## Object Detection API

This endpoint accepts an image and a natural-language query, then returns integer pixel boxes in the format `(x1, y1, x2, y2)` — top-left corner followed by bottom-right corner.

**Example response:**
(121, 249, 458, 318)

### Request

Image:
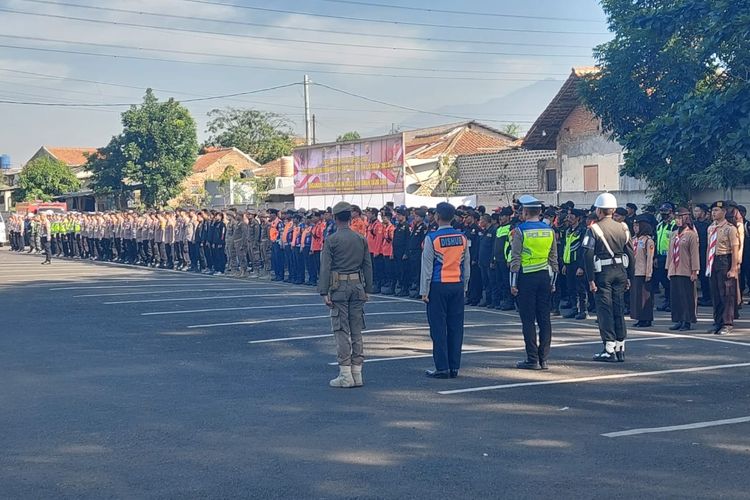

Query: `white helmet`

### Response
(594, 192, 618, 209)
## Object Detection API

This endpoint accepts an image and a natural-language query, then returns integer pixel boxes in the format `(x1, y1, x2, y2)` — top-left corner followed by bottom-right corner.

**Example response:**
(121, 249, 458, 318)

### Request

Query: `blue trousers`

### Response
(283, 246, 293, 281)
(272, 243, 284, 279)
(427, 282, 465, 371)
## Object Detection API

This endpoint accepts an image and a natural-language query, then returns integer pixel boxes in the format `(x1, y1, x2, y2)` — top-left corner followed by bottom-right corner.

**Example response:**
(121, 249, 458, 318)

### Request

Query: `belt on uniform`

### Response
(600, 257, 623, 267)
(338, 273, 361, 281)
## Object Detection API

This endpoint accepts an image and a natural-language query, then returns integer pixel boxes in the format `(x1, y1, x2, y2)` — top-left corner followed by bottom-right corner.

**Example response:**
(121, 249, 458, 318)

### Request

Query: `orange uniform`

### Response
(311, 221, 325, 252)
(351, 217, 368, 237)
(367, 220, 384, 256)
(381, 223, 395, 258)
(281, 221, 293, 246)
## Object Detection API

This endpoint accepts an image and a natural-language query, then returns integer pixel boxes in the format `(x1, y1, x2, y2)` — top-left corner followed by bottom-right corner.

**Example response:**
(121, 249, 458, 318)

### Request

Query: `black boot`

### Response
(669, 322, 682, 331)
(679, 322, 692, 331)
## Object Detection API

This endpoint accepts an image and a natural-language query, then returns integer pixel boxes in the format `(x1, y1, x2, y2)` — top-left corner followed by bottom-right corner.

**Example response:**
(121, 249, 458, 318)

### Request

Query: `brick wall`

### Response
(456, 149, 557, 197)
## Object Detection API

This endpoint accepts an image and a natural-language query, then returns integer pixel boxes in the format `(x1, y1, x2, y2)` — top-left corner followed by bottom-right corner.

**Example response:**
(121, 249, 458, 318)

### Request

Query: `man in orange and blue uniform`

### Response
(510, 195, 559, 370)
(420, 202, 471, 379)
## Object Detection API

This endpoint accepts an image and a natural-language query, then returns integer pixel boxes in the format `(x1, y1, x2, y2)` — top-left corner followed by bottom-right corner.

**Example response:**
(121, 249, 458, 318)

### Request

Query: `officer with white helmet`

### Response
(584, 192, 635, 362)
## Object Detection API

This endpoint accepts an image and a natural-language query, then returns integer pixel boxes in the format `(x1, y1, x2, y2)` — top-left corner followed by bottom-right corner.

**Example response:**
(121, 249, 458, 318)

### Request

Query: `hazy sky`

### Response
(0, 0, 611, 167)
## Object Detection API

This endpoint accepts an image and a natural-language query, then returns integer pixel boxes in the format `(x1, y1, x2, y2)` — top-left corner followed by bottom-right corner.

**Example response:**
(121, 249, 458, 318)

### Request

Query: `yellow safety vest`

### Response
(520, 223, 554, 273)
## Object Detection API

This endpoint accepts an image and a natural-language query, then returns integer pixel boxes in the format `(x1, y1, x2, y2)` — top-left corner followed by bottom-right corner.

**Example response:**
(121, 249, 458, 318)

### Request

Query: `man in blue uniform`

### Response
(420, 202, 470, 379)
(510, 195, 559, 370)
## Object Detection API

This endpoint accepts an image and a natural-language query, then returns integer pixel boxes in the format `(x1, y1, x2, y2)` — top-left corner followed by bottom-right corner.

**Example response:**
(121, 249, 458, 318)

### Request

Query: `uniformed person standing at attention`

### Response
(510, 195, 559, 370)
(584, 192, 635, 362)
(420, 202, 470, 379)
(706, 201, 740, 335)
(319, 201, 373, 389)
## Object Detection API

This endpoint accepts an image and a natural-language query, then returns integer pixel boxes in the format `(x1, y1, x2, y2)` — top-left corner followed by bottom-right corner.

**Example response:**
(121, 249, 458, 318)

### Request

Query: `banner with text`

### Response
(294, 135, 404, 196)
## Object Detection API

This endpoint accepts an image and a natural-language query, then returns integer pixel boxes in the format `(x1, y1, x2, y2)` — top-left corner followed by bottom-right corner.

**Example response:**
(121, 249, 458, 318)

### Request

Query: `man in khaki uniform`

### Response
(706, 201, 740, 335)
(319, 201, 373, 388)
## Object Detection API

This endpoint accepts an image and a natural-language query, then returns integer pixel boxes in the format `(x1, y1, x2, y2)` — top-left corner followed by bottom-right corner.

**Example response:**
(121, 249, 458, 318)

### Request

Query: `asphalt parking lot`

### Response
(1, 250, 749, 498)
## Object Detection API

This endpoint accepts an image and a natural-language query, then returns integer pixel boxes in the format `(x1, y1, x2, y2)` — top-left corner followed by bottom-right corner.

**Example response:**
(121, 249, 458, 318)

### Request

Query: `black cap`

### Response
(615, 207, 628, 216)
(626, 203, 638, 211)
(395, 207, 407, 216)
(571, 209, 585, 218)
(500, 207, 513, 216)
(435, 202, 456, 221)
(414, 208, 426, 218)
(725, 200, 739, 209)
(268, 208, 279, 215)
(710, 200, 725, 210)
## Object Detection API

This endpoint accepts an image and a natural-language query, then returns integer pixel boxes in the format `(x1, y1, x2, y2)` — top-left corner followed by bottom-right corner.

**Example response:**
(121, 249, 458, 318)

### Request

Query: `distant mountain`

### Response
(365, 78, 563, 138)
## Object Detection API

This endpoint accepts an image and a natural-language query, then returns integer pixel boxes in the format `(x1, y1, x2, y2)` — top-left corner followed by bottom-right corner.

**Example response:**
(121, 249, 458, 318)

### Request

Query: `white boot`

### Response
(329, 365, 355, 388)
(351, 365, 364, 387)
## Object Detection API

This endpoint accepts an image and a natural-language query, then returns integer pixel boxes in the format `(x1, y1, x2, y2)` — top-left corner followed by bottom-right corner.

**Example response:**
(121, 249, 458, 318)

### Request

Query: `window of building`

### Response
(545, 169, 557, 191)
(584, 164, 599, 192)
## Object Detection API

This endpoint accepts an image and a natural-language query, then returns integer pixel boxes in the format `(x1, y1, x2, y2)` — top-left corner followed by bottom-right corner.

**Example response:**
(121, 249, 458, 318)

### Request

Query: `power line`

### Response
(181, 0, 610, 35)
(17, 0, 601, 50)
(0, 34, 576, 78)
(0, 82, 301, 107)
(318, 0, 603, 22)
(0, 7, 595, 59)
(0, 43, 569, 82)
(312, 82, 522, 124)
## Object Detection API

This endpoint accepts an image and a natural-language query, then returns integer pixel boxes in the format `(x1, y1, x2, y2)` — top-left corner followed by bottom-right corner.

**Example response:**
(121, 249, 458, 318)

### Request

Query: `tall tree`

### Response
(500, 123, 521, 138)
(336, 131, 361, 142)
(580, 0, 750, 203)
(204, 108, 295, 165)
(15, 156, 80, 202)
(89, 89, 198, 207)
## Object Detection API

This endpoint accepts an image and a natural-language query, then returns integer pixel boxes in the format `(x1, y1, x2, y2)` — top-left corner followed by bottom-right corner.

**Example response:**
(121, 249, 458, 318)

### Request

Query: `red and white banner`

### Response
(294, 135, 404, 196)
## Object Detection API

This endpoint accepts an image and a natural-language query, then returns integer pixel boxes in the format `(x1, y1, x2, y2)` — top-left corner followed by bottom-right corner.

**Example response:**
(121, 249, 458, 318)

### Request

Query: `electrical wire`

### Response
(0, 43, 570, 82)
(17, 0, 602, 49)
(181, 0, 610, 35)
(0, 82, 301, 107)
(313, 82, 523, 123)
(0, 34, 578, 77)
(0, 7, 596, 58)
(317, 0, 603, 22)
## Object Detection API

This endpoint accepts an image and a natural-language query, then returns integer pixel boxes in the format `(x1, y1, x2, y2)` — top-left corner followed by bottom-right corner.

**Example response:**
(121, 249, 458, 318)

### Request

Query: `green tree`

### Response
(15, 156, 80, 202)
(336, 131, 361, 142)
(204, 108, 295, 165)
(89, 89, 198, 207)
(246, 174, 276, 207)
(579, 0, 750, 204)
(500, 123, 521, 138)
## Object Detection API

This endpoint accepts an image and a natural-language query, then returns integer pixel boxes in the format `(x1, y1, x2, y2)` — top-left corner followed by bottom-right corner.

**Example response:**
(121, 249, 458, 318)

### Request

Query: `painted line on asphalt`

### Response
(76, 287, 278, 298)
(105, 292, 317, 304)
(438, 361, 750, 395)
(332, 335, 659, 366)
(251, 323, 502, 345)
(629, 329, 750, 348)
(602, 416, 750, 438)
(52, 281, 240, 290)
(143, 298, 403, 316)
(188, 310, 420, 329)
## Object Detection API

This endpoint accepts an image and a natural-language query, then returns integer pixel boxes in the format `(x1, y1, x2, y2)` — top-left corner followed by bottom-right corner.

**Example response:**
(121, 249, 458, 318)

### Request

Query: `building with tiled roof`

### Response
(28, 146, 99, 181)
(174, 147, 261, 206)
(403, 121, 517, 196)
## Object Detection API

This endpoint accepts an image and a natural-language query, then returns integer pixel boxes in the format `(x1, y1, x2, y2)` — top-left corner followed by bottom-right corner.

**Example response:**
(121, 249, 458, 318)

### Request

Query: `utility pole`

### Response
(304, 74, 312, 146)
(312, 114, 317, 145)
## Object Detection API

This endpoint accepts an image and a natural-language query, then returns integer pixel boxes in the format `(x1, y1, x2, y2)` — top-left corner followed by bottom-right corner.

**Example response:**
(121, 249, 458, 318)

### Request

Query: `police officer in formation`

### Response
(509, 195, 558, 370)
(584, 193, 634, 362)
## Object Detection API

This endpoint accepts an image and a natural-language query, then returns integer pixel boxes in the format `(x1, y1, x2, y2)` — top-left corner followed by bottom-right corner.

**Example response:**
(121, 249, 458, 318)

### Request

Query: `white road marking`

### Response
(188, 310, 420, 329)
(439, 361, 750, 395)
(250, 334, 334, 344)
(76, 287, 278, 298)
(337, 336, 658, 366)
(104, 292, 317, 304)
(252, 323, 502, 346)
(52, 281, 234, 290)
(142, 298, 400, 316)
(629, 329, 750, 348)
(602, 416, 750, 438)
